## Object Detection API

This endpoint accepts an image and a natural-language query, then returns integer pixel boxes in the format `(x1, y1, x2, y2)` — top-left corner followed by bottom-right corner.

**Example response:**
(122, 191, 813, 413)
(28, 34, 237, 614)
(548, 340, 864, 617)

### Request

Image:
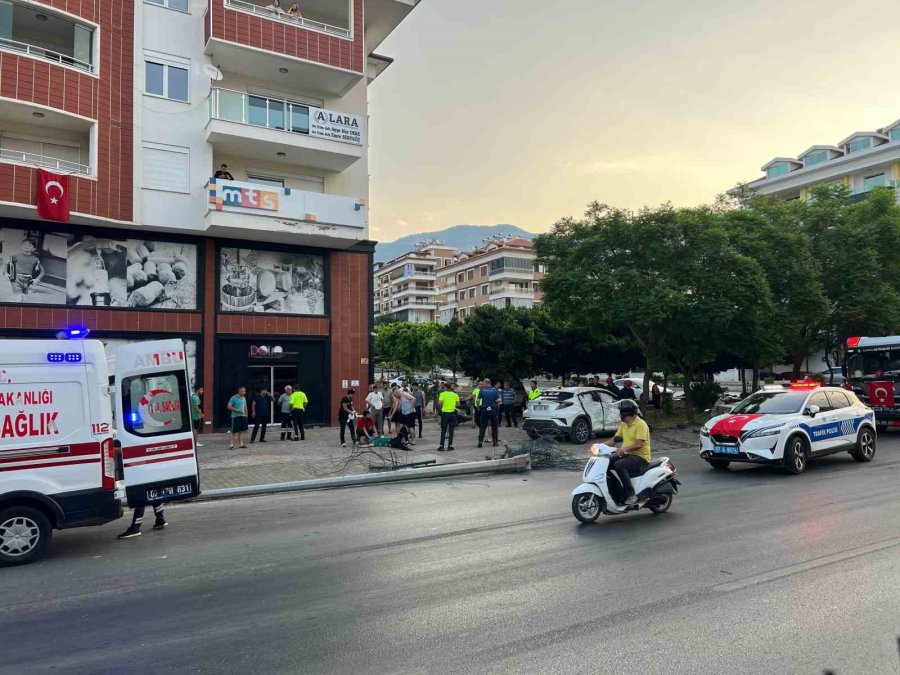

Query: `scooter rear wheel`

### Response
(572, 494, 602, 523)
(648, 493, 673, 514)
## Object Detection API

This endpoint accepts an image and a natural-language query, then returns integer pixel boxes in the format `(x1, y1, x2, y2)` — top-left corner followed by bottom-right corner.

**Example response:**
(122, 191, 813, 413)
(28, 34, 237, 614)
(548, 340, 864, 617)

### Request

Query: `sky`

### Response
(367, 0, 899, 242)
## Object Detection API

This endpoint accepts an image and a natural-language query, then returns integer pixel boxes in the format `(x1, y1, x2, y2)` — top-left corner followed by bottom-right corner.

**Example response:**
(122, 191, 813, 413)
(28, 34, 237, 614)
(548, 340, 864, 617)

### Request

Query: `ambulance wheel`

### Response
(569, 418, 591, 444)
(707, 460, 730, 470)
(0, 506, 52, 567)
(852, 427, 876, 462)
(783, 436, 808, 475)
(572, 494, 602, 523)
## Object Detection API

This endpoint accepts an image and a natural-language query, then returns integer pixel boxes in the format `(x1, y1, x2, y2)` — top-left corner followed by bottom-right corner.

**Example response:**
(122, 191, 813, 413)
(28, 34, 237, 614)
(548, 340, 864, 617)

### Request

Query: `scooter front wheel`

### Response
(572, 493, 602, 523)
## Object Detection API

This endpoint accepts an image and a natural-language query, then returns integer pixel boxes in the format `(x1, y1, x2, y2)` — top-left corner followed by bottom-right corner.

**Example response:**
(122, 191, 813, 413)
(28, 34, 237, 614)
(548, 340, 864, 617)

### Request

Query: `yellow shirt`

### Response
(472, 387, 481, 407)
(616, 417, 651, 463)
(289, 391, 308, 410)
(439, 390, 460, 413)
(527, 388, 542, 400)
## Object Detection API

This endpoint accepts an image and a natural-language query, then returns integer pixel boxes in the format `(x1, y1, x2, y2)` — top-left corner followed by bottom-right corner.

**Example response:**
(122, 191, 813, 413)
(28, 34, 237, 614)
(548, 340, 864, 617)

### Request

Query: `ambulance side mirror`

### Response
(804, 405, 820, 418)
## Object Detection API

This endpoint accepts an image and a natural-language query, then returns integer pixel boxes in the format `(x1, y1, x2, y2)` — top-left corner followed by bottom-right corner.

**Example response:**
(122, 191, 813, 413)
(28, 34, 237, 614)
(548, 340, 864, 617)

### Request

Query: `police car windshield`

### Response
(731, 391, 808, 415)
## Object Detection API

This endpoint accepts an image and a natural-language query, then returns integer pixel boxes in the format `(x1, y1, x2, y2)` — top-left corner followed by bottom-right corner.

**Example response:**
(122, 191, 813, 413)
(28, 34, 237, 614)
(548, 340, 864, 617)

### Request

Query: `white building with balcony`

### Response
(741, 118, 900, 203)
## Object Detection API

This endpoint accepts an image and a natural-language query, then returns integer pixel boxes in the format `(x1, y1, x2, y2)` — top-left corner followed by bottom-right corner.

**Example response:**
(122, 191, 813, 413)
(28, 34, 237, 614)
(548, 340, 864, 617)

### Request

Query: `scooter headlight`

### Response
(590, 444, 600, 456)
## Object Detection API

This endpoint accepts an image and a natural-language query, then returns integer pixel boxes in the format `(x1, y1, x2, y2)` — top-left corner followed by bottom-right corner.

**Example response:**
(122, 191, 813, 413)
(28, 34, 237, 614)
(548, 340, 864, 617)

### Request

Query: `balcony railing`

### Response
(223, 0, 351, 38)
(489, 285, 534, 297)
(0, 37, 93, 73)
(0, 147, 91, 176)
(209, 88, 311, 134)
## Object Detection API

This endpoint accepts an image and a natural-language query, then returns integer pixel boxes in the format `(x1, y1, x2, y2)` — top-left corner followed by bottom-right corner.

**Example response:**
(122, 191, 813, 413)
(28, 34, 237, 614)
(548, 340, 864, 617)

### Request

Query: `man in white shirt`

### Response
(365, 384, 385, 436)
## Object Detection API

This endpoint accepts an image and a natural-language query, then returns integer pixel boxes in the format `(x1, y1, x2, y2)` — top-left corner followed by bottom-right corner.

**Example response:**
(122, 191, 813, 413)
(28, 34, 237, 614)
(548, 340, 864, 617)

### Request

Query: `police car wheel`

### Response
(852, 427, 876, 463)
(784, 436, 808, 475)
(0, 506, 52, 567)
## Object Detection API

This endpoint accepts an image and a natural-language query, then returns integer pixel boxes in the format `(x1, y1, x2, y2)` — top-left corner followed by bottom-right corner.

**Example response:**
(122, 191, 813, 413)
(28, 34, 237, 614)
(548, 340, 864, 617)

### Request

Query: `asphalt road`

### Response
(5, 433, 900, 674)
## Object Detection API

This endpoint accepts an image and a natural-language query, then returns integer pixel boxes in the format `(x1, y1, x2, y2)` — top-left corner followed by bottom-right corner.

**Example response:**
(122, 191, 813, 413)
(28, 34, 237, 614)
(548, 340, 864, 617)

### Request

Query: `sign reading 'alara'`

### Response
(309, 108, 363, 145)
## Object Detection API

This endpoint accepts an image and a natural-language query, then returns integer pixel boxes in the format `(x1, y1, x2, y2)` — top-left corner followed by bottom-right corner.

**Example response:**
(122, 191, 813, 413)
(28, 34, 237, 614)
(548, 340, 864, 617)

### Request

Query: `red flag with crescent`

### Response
(36, 169, 70, 222)
(868, 381, 895, 408)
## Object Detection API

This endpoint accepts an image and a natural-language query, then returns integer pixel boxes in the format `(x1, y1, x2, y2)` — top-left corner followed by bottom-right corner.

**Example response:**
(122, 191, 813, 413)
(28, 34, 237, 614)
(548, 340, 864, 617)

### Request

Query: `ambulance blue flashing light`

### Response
(64, 326, 90, 339)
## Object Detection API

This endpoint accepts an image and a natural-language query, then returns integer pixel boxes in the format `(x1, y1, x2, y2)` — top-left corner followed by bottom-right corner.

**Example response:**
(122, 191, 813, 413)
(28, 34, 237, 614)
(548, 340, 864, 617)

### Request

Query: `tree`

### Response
(535, 202, 774, 413)
(374, 322, 441, 376)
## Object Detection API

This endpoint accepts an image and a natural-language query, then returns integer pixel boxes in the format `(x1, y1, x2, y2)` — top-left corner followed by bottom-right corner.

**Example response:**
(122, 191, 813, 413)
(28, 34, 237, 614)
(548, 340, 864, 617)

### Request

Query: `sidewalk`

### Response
(196, 417, 700, 490)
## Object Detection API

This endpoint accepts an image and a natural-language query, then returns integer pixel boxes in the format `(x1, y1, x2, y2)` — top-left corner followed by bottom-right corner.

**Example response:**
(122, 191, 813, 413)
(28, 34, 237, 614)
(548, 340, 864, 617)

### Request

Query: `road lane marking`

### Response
(713, 535, 900, 593)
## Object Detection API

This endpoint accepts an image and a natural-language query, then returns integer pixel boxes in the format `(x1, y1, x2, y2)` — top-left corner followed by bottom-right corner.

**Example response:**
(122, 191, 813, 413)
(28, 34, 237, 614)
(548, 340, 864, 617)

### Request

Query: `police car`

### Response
(523, 387, 633, 444)
(699, 383, 877, 474)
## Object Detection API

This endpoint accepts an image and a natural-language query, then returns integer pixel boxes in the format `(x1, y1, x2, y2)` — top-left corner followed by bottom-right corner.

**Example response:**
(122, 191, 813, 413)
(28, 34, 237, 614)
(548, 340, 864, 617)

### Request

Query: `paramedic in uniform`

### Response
(118, 503, 167, 539)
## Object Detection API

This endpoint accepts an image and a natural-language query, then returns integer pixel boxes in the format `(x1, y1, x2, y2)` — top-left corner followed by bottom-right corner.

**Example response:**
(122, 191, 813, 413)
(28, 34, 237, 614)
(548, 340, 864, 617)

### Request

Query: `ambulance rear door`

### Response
(115, 339, 200, 507)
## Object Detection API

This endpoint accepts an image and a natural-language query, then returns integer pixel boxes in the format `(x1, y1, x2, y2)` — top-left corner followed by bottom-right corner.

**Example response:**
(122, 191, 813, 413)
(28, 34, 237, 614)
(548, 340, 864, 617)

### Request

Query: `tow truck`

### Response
(844, 335, 900, 431)
(0, 329, 200, 566)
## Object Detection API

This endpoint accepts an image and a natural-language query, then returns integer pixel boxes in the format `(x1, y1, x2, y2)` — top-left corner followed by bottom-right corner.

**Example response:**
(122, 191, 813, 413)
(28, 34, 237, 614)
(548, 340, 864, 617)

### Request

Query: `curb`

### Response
(193, 454, 532, 501)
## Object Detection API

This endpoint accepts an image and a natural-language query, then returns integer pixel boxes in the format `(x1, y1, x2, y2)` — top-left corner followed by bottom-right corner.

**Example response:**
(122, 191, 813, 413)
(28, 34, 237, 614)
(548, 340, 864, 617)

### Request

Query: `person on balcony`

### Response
(214, 163, 234, 180)
(288, 3, 302, 18)
(266, 0, 284, 14)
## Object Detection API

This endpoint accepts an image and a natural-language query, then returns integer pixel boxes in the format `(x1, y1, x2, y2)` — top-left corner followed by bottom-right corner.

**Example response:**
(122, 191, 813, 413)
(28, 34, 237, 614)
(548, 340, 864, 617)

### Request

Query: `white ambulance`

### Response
(0, 335, 199, 566)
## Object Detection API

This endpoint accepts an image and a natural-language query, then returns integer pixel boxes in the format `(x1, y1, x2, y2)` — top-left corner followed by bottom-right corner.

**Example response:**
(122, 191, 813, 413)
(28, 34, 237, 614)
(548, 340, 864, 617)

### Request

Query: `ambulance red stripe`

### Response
(0, 441, 101, 464)
(0, 457, 100, 473)
(121, 438, 194, 460)
(123, 452, 195, 468)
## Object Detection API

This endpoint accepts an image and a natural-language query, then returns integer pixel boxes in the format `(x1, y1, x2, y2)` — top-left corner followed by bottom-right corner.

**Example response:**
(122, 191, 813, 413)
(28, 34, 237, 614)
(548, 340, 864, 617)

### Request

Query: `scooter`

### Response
(571, 443, 680, 523)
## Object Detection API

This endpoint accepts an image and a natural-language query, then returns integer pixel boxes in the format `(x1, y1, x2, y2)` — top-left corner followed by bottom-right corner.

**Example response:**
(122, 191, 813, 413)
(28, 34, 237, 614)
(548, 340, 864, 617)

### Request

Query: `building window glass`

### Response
(766, 163, 791, 179)
(864, 173, 885, 191)
(481, 284, 489, 296)
(804, 150, 828, 167)
(0, 1, 95, 72)
(458, 291, 465, 302)
(146, 0, 189, 11)
(457, 272, 464, 283)
(468, 288, 476, 299)
(479, 265, 488, 277)
(891, 128, 900, 142)
(489, 257, 535, 274)
(847, 138, 872, 154)
(466, 269, 474, 281)
(145, 61, 189, 102)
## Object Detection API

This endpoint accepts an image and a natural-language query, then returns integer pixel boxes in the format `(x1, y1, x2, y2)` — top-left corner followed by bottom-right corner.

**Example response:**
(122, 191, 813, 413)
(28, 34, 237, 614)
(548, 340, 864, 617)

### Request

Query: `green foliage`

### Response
(689, 381, 725, 411)
(374, 322, 441, 375)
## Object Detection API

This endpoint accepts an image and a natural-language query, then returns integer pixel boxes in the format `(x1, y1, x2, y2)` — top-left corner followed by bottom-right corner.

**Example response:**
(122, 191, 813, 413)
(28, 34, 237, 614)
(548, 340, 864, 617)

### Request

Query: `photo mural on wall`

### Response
(0, 227, 198, 310)
(219, 247, 325, 315)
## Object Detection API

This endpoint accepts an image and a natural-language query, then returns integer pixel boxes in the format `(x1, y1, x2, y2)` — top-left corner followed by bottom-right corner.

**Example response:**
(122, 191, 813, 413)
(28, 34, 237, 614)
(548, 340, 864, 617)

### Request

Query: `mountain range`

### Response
(374, 224, 535, 263)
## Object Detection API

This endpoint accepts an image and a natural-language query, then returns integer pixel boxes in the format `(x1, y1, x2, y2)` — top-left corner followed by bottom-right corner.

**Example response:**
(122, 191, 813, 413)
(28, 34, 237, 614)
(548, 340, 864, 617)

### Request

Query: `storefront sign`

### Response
(309, 108, 363, 146)
(208, 178, 366, 230)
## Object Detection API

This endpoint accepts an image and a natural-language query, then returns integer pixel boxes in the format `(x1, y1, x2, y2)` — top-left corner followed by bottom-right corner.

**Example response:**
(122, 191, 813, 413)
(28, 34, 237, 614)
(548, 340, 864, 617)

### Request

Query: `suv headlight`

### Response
(699, 426, 710, 437)
(746, 425, 784, 438)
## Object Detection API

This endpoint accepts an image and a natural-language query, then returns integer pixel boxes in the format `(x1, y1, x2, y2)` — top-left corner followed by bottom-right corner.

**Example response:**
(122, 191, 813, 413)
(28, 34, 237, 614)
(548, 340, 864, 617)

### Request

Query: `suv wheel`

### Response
(569, 418, 591, 444)
(784, 435, 808, 475)
(851, 427, 876, 462)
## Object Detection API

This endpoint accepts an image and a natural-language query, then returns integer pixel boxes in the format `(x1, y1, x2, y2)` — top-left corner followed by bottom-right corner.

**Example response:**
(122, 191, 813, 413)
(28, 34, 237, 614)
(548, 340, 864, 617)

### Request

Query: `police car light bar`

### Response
(790, 381, 820, 390)
(846, 336, 861, 348)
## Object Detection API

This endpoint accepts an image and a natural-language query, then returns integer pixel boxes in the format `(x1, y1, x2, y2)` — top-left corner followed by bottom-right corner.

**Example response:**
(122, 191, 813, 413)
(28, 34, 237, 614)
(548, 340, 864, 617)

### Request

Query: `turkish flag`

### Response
(868, 381, 895, 408)
(36, 169, 70, 222)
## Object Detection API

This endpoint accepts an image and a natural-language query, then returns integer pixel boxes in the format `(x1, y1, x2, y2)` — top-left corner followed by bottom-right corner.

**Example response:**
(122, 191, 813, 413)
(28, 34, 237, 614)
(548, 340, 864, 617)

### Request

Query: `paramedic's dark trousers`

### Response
(131, 503, 164, 528)
(280, 412, 292, 440)
(478, 409, 499, 445)
(291, 408, 305, 440)
(439, 412, 457, 447)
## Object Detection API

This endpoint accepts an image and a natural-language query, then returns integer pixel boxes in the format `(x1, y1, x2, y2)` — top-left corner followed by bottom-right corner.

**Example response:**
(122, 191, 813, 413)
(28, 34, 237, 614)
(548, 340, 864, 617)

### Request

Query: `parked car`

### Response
(817, 367, 845, 386)
(613, 379, 684, 401)
(523, 387, 639, 444)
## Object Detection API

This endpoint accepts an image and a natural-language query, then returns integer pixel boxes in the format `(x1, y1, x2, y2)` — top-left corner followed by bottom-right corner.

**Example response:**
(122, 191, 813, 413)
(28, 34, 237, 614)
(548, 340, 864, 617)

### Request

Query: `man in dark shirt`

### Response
(477, 379, 501, 448)
(619, 379, 638, 401)
(250, 387, 273, 443)
(214, 163, 234, 180)
(500, 381, 518, 428)
(603, 376, 621, 398)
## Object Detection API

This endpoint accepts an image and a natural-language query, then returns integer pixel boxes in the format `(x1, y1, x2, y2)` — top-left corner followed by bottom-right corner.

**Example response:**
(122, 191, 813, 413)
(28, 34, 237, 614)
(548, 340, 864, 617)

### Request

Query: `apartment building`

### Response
(0, 0, 419, 428)
(373, 242, 455, 323)
(743, 118, 900, 202)
(435, 238, 542, 323)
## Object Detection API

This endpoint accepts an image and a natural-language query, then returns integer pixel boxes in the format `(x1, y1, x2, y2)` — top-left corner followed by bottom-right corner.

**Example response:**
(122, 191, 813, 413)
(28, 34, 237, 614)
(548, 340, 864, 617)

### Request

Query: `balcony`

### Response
(0, 100, 94, 177)
(490, 285, 534, 300)
(207, 88, 363, 171)
(205, 0, 363, 96)
(206, 177, 366, 247)
(0, 2, 96, 74)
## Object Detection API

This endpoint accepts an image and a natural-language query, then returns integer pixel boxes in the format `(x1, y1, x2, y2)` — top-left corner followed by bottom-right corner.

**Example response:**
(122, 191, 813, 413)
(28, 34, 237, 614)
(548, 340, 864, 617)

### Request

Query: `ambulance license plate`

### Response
(147, 482, 193, 501)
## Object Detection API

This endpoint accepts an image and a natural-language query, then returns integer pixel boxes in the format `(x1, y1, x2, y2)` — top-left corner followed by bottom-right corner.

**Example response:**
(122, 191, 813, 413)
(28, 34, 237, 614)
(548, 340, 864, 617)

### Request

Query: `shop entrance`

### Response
(247, 365, 296, 421)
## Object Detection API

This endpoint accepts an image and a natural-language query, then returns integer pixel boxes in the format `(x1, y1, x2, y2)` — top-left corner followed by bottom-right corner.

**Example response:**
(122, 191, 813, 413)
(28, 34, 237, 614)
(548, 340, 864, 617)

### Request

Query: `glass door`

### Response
(248, 365, 297, 422)
(247, 365, 272, 421)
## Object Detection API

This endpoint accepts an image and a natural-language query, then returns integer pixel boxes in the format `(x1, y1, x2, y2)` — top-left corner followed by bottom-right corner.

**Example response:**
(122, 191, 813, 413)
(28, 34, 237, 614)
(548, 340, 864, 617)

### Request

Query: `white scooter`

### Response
(571, 443, 680, 523)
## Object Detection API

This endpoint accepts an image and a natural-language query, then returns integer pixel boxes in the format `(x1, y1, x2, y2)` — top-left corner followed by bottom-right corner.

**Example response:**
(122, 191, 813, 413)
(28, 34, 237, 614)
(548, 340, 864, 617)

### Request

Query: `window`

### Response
(489, 257, 535, 274)
(121, 370, 190, 438)
(457, 272, 464, 284)
(0, 1, 95, 72)
(458, 308, 467, 319)
(481, 284, 489, 296)
(807, 392, 832, 412)
(847, 138, 872, 154)
(891, 128, 900, 142)
(826, 391, 851, 410)
(143, 143, 189, 192)
(479, 265, 488, 277)
(458, 290, 465, 301)
(145, 0, 189, 11)
(766, 163, 791, 179)
(468, 287, 476, 299)
(864, 173, 885, 191)
(246, 174, 285, 188)
(804, 150, 828, 167)
(467, 269, 474, 281)
(444, 258, 452, 267)
(145, 61, 189, 102)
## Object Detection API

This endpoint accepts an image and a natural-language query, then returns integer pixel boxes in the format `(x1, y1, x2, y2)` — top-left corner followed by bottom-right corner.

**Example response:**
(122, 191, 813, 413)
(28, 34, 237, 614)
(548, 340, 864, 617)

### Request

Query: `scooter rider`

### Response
(610, 400, 650, 505)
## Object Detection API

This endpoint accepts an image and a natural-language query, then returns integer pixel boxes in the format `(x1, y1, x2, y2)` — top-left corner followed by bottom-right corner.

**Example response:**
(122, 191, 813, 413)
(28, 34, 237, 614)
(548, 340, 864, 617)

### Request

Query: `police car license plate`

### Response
(147, 482, 194, 501)
(714, 445, 740, 455)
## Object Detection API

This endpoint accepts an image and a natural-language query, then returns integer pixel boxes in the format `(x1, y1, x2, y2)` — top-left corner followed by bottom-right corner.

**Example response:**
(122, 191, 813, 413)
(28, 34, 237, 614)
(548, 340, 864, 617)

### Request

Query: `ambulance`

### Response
(0, 333, 199, 566)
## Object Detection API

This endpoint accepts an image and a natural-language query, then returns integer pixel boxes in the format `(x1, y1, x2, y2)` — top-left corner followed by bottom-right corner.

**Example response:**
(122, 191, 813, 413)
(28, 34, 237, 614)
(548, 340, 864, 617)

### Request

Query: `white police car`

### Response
(699, 383, 877, 474)
(523, 387, 633, 444)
